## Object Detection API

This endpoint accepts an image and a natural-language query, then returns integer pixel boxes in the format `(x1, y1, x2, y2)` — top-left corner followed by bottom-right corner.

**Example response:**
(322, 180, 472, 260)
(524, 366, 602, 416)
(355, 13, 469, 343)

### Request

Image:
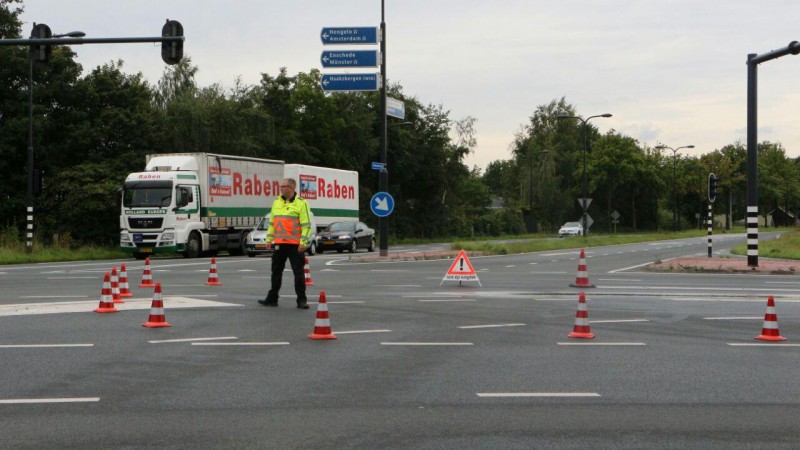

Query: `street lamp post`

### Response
(557, 113, 612, 237)
(26, 27, 85, 251)
(527, 149, 548, 233)
(655, 144, 694, 231)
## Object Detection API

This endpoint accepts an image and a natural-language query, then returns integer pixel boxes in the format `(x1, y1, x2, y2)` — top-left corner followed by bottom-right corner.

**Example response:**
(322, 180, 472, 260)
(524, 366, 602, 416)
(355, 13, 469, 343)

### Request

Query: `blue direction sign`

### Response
(371, 192, 395, 217)
(321, 50, 379, 68)
(321, 73, 379, 92)
(371, 162, 385, 171)
(320, 27, 379, 45)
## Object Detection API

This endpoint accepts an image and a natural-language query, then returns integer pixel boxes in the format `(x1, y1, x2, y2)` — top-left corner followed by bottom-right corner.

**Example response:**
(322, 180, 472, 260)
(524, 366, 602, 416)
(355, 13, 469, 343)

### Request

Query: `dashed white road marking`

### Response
(477, 393, 600, 398)
(20, 295, 88, 299)
(0, 398, 100, 404)
(557, 342, 646, 346)
(589, 319, 649, 324)
(335, 329, 392, 334)
(0, 344, 93, 348)
(704, 316, 762, 320)
(419, 299, 477, 302)
(149, 337, 238, 344)
(192, 342, 290, 346)
(727, 343, 800, 347)
(458, 323, 525, 329)
(376, 285, 421, 288)
(382, 342, 474, 346)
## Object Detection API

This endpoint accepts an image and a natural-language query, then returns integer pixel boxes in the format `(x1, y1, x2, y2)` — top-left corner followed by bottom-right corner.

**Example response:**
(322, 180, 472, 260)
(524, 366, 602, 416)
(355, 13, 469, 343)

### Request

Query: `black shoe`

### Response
(297, 301, 309, 309)
(258, 299, 278, 307)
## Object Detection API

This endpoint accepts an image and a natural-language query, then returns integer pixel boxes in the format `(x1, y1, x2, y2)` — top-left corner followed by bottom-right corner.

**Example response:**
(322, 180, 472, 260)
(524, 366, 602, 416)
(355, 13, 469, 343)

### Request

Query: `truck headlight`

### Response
(161, 232, 175, 240)
(120, 233, 131, 242)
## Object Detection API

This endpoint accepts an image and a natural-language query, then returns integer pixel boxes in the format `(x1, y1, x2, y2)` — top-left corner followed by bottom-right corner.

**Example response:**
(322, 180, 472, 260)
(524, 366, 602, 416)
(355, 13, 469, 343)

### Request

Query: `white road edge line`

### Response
(704, 317, 762, 321)
(0, 344, 93, 348)
(381, 342, 474, 346)
(727, 343, 800, 347)
(0, 398, 100, 404)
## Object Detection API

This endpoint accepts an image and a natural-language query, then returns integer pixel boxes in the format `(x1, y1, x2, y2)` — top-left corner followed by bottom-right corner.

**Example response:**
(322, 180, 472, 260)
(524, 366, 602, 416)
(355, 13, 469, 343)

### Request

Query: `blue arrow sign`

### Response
(321, 73, 380, 92)
(370, 192, 394, 218)
(321, 27, 379, 45)
(371, 162, 385, 171)
(321, 50, 379, 68)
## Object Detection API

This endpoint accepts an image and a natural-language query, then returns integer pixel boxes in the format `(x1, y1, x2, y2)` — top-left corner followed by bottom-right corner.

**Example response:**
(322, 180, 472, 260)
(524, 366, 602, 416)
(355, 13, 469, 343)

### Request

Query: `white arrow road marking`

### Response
(0, 297, 241, 317)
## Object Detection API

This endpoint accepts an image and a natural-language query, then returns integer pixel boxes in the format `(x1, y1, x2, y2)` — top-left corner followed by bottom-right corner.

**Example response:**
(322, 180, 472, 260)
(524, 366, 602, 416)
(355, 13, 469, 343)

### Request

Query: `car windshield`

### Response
(256, 217, 269, 231)
(326, 222, 355, 232)
(563, 222, 581, 228)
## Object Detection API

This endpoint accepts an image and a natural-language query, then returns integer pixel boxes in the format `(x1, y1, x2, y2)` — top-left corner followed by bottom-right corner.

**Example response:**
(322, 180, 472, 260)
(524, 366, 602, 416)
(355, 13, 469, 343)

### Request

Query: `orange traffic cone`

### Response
(118, 263, 133, 297)
(140, 257, 154, 287)
(304, 256, 314, 286)
(110, 267, 124, 304)
(755, 295, 786, 341)
(143, 283, 171, 328)
(94, 272, 118, 313)
(206, 257, 221, 286)
(568, 292, 594, 339)
(309, 291, 337, 340)
(570, 248, 595, 288)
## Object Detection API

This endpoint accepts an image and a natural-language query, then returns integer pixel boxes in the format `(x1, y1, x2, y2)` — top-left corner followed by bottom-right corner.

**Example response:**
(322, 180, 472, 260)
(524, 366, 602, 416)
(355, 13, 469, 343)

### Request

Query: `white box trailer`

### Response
(284, 164, 359, 229)
(120, 153, 284, 258)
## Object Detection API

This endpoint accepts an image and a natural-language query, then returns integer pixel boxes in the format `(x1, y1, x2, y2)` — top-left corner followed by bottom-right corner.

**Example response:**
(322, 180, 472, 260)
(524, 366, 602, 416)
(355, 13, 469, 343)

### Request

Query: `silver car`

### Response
(558, 221, 583, 237)
(245, 212, 318, 257)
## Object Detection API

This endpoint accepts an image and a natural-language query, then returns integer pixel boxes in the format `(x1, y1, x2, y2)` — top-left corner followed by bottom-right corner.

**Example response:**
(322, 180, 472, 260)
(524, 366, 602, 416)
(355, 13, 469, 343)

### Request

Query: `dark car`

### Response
(316, 221, 375, 253)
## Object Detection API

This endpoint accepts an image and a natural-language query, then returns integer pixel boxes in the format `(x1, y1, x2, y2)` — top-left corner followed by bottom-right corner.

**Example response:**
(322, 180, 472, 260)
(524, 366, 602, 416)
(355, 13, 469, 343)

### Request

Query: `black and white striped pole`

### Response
(708, 173, 717, 258)
(746, 40, 800, 267)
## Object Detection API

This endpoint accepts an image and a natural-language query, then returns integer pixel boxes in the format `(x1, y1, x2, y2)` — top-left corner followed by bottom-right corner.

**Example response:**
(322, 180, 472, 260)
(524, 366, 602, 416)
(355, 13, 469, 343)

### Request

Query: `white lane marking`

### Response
(20, 295, 88, 299)
(0, 398, 100, 404)
(588, 319, 649, 324)
(557, 342, 646, 346)
(727, 343, 800, 347)
(671, 297, 800, 302)
(381, 342, 474, 346)
(458, 323, 525, 329)
(46, 277, 97, 280)
(765, 281, 800, 285)
(418, 299, 477, 302)
(238, 269, 257, 272)
(0, 297, 241, 317)
(376, 285, 421, 288)
(242, 276, 269, 279)
(320, 269, 339, 272)
(531, 271, 568, 274)
(477, 393, 600, 398)
(597, 279, 641, 282)
(149, 337, 238, 344)
(505, 265, 515, 268)
(529, 262, 538, 265)
(309, 301, 364, 304)
(0, 344, 93, 348)
(603, 285, 800, 293)
(192, 342, 290, 346)
(370, 270, 410, 272)
(704, 316, 762, 320)
(335, 329, 392, 335)
(542, 252, 579, 257)
(608, 261, 657, 273)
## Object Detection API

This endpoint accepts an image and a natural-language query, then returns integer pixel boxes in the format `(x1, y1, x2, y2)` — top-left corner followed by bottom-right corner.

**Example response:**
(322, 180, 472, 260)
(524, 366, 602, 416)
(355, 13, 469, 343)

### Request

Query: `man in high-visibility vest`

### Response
(258, 178, 313, 309)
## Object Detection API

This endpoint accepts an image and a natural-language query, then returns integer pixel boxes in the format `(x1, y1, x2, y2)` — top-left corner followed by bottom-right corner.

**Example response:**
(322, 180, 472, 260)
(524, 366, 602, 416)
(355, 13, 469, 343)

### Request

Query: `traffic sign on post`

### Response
(371, 192, 394, 217)
(320, 50, 379, 68)
(387, 97, 405, 119)
(371, 162, 385, 171)
(320, 27, 379, 45)
(321, 73, 380, 92)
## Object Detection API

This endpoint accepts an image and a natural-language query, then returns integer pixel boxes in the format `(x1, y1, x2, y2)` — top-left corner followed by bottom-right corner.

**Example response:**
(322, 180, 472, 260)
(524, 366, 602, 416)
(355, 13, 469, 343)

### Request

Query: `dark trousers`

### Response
(266, 243, 306, 302)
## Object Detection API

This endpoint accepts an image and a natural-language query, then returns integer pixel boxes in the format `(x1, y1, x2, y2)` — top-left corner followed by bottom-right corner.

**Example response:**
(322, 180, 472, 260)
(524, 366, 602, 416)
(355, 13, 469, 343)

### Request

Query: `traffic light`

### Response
(708, 173, 719, 203)
(30, 23, 52, 64)
(161, 19, 184, 65)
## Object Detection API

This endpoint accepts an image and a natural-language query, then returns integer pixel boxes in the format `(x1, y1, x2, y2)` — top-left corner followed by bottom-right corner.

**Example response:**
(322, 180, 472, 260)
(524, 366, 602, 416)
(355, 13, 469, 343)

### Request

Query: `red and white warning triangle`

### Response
(440, 250, 481, 286)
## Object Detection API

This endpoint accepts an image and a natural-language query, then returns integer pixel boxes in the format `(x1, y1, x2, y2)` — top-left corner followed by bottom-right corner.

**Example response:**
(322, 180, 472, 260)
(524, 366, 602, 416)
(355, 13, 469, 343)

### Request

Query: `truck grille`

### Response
(128, 218, 164, 229)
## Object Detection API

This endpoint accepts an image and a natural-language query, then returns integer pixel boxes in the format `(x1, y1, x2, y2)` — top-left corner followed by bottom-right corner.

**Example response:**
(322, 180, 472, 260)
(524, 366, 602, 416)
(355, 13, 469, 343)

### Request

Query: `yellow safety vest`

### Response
(266, 194, 312, 246)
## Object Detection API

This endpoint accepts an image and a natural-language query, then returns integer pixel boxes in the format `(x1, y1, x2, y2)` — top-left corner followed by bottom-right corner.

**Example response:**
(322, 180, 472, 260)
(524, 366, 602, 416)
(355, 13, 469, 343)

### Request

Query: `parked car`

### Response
(558, 221, 583, 237)
(316, 221, 375, 253)
(245, 212, 317, 257)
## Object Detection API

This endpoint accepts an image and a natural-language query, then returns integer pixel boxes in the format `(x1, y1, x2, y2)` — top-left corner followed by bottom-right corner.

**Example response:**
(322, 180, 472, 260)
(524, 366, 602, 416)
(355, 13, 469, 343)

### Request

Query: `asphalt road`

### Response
(1, 232, 799, 449)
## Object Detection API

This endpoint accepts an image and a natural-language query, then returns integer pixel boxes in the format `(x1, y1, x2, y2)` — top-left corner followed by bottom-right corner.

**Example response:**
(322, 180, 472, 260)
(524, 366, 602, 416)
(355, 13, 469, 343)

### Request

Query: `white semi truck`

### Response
(119, 154, 359, 259)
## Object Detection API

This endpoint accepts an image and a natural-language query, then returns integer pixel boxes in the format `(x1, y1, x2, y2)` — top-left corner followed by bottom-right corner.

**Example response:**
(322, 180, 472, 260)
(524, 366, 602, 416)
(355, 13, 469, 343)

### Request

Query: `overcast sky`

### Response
(19, 0, 800, 169)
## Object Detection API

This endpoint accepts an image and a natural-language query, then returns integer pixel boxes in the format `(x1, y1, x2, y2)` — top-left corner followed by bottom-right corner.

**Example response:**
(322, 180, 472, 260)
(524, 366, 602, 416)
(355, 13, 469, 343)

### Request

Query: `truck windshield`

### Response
(123, 180, 173, 208)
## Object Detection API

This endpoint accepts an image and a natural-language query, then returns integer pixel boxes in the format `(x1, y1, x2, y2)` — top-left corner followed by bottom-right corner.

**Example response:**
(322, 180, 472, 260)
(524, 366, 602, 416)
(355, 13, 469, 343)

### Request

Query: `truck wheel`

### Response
(184, 232, 201, 258)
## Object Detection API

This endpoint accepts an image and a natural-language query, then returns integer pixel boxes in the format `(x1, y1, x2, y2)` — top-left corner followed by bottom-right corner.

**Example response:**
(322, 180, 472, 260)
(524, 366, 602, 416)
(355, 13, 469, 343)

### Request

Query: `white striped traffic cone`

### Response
(570, 248, 595, 288)
(568, 292, 594, 339)
(304, 256, 314, 286)
(755, 295, 786, 341)
(111, 267, 124, 304)
(143, 283, 171, 328)
(309, 291, 336, 340)
(118, 263, 133, 297)
(139, 256, 154, 287)
(205, 257, 221, 286)
(94, 272, 118, 313)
